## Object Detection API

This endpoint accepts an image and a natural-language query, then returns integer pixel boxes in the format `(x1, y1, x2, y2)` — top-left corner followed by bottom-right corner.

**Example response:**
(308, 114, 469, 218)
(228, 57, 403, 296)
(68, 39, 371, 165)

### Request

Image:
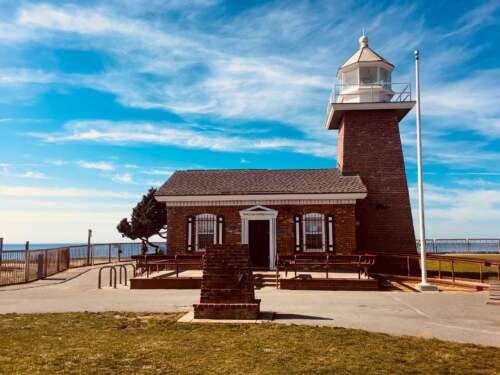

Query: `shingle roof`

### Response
(156, 168, 367, 196)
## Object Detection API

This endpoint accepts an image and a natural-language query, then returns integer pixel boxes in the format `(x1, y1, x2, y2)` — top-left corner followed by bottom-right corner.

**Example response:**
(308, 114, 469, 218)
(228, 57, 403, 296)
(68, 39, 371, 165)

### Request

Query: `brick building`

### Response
(156, 34, 417, 269)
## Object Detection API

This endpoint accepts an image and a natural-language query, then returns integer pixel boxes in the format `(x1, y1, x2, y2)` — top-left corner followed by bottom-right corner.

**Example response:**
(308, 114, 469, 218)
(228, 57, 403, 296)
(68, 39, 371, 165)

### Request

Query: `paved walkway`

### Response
(0, 266, 499, 347)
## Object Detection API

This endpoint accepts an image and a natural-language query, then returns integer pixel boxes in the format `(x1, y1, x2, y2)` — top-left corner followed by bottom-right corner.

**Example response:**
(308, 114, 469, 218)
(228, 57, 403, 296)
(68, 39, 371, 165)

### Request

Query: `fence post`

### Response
(87, 229, 92, 266)
(0, 237, 3, 267)
(24, 241, 30, 282)
(451, 260, 455, 283)
(108, 244, 111, 263)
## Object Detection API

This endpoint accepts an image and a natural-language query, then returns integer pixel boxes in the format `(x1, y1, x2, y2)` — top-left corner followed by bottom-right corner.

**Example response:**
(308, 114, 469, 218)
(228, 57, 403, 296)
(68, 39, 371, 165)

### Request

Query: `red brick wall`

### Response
(166, 203, 357, 257)
(337, 109, 416, 254)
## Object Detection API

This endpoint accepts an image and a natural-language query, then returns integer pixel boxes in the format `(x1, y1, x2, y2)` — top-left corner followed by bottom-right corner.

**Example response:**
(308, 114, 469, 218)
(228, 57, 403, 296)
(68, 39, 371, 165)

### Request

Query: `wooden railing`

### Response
(275, 254, 376, 281)
(133, 254, 203, 278)
(373, 253, 500, 284)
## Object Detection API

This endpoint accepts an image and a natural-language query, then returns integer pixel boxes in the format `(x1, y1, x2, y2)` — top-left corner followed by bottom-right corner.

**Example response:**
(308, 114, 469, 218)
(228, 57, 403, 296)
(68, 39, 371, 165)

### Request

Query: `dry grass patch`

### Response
(0, 312, 499, 374)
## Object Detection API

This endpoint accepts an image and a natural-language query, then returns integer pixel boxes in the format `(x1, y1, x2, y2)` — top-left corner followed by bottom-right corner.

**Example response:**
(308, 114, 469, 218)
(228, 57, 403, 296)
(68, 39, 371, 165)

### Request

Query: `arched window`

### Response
(302, 213, 325, 252)
(195, 214, 216, 251)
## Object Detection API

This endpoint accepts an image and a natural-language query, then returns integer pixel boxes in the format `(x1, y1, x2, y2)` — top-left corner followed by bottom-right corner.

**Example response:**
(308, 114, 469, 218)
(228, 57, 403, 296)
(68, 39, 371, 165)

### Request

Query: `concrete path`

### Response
(0, 266, 499, 347)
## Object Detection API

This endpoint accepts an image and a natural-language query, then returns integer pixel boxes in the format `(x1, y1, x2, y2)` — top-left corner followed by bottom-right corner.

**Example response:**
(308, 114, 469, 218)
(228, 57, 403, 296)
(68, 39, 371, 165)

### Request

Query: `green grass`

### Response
(0, 313, 499, 374)
(427, 254, 500, 281)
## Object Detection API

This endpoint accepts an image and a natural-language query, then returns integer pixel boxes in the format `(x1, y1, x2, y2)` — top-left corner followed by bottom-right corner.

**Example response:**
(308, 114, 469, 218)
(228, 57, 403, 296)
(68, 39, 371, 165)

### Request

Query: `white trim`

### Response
(324, 101, 415, 130)
(163, 198, 363, 207)
(157, 192, 366, 203)
(240, 206, 278, 270)
(187, 216, 193, 251)
(328, 215, 334, 251)
(217, 216, 223, 245)
(295, 217, 300, 249)
(302, 213, 325, 252)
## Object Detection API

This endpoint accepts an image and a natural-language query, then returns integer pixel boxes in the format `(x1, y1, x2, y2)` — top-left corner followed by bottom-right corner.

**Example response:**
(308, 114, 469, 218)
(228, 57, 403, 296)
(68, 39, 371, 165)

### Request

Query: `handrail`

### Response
(329, 82, 412, 104)
(98, 266, 117, 289)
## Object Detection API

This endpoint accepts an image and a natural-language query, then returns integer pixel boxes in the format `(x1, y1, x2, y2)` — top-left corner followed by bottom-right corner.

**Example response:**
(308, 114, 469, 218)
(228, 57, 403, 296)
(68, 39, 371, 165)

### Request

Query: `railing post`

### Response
(407, 256, 410, 276)
(479, 263, 483, 284)
(108, 244, 111, 263)
(87, 229, 92, 266)
(451, 260, 455, 283)
(24, 241, 30, 282)
(44, 250, 48, 276)
(438, 260, 441, 279)
(0, 237, 3, 267)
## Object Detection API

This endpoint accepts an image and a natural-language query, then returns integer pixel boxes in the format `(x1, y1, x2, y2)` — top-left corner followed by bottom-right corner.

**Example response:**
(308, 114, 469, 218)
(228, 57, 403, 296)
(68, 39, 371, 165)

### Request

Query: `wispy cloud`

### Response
(45, 159, 66, 166)
(112, 173, 134, 184)
(141, 169, 174, 176)
(78, 160, 114, 171)
(410, 183, 500, 237)
(28, 120, 337, 158)
(0, 185, 135, 199)
(20, 171, 47, 179)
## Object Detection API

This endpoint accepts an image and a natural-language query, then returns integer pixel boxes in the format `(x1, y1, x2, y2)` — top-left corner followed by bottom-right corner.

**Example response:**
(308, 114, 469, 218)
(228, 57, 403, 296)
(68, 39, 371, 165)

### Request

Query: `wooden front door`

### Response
(248, 220, 270, 268)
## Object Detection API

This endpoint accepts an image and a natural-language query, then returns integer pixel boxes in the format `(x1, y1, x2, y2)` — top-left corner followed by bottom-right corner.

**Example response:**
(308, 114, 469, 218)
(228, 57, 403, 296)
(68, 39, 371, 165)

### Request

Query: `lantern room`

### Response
(336, 34, 394, 103)
(324, 34, 414, 130)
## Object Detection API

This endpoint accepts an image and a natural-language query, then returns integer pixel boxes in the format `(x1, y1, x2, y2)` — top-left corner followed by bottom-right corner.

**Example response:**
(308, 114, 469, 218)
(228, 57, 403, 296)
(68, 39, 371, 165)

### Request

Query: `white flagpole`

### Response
(414, 49, 437, 291)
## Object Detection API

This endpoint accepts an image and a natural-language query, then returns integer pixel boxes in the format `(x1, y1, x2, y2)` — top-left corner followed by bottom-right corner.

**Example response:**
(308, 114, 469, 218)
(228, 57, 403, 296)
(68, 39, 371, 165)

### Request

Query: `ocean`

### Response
(2, 244, 85, 251)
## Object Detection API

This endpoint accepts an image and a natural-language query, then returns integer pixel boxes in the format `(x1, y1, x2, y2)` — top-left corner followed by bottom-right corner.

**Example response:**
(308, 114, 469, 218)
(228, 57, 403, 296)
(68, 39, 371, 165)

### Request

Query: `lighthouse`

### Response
(324, 34, 417, 258)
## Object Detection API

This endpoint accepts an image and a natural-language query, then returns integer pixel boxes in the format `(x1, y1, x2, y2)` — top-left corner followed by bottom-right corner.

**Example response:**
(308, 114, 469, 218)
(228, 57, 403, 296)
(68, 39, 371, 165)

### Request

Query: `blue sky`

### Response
(0, 0, 499, 243)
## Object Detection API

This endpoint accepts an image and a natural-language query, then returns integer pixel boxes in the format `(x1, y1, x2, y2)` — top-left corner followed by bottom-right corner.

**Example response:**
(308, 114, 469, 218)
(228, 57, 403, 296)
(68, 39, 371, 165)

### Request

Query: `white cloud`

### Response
(28, 120, 338, 158)
(20, 171, 47, 179)
(113, 173, 134, 184)
(410, 184, 500, 237)
(141, 169, 174, 176)
(45, 159, 67, 166)
(78, 160, 114, 171)
(0, 185, 135, 199)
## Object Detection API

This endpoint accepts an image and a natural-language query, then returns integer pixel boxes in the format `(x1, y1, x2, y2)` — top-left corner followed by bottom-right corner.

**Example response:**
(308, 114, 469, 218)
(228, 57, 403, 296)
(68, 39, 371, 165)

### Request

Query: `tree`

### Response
(117, 187, 167, 252)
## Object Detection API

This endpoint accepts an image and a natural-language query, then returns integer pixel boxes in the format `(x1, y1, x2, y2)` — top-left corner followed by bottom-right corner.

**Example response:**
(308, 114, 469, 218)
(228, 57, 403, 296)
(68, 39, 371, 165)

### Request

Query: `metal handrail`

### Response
(329, 82, 412, 104)
(98, 265, 117, 289)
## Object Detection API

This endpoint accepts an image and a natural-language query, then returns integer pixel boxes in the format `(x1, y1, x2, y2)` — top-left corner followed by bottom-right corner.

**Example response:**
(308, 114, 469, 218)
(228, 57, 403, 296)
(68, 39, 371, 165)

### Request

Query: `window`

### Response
(359, 67, 377, 85)
(342, 69, 358, 86)
(303, 213, 325, 252)
(379, 68, 391, 90)
(195, 214, 216, 251)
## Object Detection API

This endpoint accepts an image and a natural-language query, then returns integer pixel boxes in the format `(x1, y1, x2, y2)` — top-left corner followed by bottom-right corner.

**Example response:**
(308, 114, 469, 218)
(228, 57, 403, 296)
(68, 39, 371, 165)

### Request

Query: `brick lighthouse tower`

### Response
(324, 34, 417, 255)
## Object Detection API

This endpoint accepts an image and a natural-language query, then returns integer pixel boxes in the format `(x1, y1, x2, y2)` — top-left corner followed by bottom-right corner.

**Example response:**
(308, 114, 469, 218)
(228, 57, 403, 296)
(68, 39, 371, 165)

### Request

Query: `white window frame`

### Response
(302, 213, 325, 252)
(195, 213, 217, 252)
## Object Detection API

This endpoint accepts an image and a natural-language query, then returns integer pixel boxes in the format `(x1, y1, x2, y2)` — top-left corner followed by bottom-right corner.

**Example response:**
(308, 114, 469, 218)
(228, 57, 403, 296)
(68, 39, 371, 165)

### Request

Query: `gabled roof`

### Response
(156, 168, 367, 197)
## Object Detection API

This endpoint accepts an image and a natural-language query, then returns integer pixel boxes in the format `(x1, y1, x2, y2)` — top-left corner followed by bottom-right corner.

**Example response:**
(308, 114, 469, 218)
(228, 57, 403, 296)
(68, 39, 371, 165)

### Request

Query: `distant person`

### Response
(141, 240, 148, 256)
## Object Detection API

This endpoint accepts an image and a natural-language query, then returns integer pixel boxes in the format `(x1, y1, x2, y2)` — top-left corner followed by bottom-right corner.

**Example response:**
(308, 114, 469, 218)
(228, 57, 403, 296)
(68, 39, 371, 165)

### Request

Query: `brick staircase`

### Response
(253, 272, 277, 289)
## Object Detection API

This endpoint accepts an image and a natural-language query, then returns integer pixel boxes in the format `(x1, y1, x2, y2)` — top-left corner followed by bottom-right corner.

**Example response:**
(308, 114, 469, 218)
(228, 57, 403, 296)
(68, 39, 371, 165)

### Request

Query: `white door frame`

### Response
(239, 206, 278, 270)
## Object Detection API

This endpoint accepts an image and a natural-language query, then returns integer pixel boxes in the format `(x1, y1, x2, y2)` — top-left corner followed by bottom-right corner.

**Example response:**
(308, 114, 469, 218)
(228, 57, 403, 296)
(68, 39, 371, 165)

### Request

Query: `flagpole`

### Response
(414, 49, 437, 292)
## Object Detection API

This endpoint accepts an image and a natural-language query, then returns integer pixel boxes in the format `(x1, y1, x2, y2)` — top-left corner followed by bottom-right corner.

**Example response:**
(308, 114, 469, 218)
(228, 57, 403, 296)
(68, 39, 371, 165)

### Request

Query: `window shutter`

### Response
(186, 216, 193, 252)
(326, 214, 335, 252)
(217, 215, 224, 245)
(294, 215, 301, 252)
